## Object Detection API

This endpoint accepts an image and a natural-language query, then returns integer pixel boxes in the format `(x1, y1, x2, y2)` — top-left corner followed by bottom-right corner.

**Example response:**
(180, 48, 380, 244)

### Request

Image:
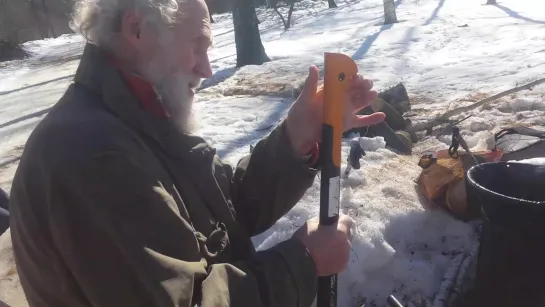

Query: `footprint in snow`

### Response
(381, 186, 407, 199)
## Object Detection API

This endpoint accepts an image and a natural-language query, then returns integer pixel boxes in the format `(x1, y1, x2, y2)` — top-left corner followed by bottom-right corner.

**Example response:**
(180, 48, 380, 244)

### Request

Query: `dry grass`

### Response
(462, 91, 489, 103)
(222, 82, 297, 97)
(4, 266, 17, 278)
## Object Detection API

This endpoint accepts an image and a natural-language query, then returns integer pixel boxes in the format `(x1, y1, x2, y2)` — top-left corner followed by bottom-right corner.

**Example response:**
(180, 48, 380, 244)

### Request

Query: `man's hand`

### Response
(286, 65, 386, 156)
(293, 214, 354, 276)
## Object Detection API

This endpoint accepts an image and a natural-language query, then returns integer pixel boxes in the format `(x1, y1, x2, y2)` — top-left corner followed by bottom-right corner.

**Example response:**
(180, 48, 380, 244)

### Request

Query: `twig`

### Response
(407, 77, 545, 133)
(435, 114, 473, 137)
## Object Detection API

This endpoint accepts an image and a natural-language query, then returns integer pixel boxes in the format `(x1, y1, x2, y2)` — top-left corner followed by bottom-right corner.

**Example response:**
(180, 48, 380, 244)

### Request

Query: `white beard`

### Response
(154, 71, 201, 134)
(140, 49, 202, 134)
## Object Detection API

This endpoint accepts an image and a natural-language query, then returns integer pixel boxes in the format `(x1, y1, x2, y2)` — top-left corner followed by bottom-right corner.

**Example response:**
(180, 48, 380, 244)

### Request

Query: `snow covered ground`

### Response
(1, 0, 545, 306)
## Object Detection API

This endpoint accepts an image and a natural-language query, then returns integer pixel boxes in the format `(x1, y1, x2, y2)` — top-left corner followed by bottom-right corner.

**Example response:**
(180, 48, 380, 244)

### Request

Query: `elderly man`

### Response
(9, 0, 384, 306)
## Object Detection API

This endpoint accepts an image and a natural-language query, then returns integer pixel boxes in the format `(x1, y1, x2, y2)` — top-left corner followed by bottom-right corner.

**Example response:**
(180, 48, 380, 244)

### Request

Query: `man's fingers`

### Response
(338, 214, 354, 231)
(360, 78, 373, 92)
(299, 65, 320, 103)
(337, 214, 354, 242)
(351, 112, 386, 128)
(308, 65, 319, 81)
(349, 75, 362, 89)
(349, 75, 373, 92)
(348, 89, 378, 111)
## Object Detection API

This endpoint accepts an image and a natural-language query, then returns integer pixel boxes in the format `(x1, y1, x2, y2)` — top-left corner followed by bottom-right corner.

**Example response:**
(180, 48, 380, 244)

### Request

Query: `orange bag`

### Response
(417, 148, 503, 221)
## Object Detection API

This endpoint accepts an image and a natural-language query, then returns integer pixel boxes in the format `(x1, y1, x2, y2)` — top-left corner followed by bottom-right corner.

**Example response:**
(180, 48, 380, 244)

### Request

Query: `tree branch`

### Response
(287, 2, 295, 28)
(273, 5, 288, 29)
(407, 77, 545, 134)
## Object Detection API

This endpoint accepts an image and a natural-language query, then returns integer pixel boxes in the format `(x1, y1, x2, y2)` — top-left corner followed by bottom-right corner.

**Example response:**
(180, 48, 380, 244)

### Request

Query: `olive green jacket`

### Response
(9, 43, 318, 307)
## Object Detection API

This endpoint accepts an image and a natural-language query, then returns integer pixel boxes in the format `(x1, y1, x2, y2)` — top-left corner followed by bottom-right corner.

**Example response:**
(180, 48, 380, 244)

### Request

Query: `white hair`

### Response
(70, 0, 183, 49)
(72, 0, 202, 134)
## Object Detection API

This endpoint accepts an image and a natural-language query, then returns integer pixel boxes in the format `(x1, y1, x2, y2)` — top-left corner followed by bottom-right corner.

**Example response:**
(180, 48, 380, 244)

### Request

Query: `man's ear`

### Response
(120, 11, 142, 47)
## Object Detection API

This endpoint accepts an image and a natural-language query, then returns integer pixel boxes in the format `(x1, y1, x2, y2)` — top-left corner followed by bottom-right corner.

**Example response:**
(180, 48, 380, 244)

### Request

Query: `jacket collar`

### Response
(108, 56, 170, 118)
(73, 42, 208, 160)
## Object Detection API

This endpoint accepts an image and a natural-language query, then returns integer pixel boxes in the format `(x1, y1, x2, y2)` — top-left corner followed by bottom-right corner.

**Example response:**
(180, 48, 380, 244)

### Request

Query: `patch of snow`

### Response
(509, 98, 545, 112)
(0, 67, 31, 92)
(466, 131, 495, 151)
(193, 96, 292, 164)
(468, 117, 493, 133)
(253, 139, 476, 306)
(359, 136, 387, 151)
(21, 34, 84, 58)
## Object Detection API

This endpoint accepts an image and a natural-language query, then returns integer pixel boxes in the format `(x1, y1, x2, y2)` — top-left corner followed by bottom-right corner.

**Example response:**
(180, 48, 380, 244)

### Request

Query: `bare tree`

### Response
(270, 0, 296, 30)
(28, 0, 46, 38)
(23, 0, 72, 39)
(383, 0, 398, 24)
(327, 0, 337, 8)
(232, 0, 270, 67)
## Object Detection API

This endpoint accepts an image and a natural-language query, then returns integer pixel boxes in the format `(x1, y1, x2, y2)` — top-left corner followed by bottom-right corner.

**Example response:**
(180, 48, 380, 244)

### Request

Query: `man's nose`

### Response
(194, 53, 213, 78)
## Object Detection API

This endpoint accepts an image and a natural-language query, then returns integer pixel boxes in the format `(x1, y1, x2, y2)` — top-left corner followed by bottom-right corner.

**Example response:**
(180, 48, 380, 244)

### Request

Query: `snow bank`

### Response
(22, 34, 84, 58)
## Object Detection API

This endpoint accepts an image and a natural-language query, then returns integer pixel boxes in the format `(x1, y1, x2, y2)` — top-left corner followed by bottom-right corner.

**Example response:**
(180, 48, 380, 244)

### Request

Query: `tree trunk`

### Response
(328, 0, 338, 8)
(383, 0, 398, 24)
(286, 2, 295, 28)
(233, 0, 270, 67)
(29, 0, 48, 38)
(254, 8, 260, 24)
(40, 0, 57, 37)
(273, 6, 288, 30)
(272, 1, 295, 30)
(486, 0, 496, 4)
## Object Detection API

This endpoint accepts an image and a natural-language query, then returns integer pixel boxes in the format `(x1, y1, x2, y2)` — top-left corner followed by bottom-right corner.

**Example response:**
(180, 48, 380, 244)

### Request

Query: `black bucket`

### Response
(466, 162, 545, 307)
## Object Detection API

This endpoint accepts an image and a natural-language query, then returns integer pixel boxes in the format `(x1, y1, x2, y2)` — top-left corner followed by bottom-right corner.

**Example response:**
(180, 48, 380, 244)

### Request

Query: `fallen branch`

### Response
(435, 114, 474, 137)
(407, 77, 545, 134)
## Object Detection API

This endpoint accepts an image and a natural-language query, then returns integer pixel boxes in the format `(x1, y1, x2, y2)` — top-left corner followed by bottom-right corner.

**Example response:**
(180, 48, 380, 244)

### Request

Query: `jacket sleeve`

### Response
(47, 151, 317, 307)
(229, 119, 319, 236)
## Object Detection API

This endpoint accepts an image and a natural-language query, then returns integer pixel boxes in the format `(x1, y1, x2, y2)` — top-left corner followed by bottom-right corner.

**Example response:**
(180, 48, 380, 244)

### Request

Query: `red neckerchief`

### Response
(108, 56, 169, 118)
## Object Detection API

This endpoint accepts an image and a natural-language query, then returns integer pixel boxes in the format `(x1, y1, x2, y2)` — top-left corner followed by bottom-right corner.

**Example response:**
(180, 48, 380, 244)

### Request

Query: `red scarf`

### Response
(109, 56, 169, 118)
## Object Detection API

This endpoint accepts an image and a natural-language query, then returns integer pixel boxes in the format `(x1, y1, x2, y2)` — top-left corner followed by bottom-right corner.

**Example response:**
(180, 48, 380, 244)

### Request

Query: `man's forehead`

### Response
(178, 0, 209, 21)
(177, 0, 212, 41)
